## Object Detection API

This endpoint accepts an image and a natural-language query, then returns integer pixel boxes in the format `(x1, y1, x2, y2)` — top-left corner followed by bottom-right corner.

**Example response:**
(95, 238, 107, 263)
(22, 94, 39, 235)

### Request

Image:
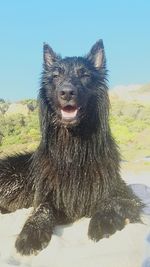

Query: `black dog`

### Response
(0, 40, 142, 255)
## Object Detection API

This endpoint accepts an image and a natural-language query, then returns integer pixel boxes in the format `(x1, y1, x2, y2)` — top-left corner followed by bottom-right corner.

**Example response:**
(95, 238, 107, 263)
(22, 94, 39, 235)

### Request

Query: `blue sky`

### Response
(0, 0, 150, 100)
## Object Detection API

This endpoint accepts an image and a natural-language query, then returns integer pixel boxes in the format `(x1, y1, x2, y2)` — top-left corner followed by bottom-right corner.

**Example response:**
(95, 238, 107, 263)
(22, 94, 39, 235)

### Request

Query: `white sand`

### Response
(0, 171, 149, 267)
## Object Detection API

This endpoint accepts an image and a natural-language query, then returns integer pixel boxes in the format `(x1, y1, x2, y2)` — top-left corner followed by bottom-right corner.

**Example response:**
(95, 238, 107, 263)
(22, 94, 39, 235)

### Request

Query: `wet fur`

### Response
(0, 40, 142, 255)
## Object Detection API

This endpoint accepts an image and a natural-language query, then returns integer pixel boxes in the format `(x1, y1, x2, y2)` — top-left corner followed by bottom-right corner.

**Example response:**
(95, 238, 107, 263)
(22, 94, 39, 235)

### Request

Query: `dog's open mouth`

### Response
(61, 105, 78, 121)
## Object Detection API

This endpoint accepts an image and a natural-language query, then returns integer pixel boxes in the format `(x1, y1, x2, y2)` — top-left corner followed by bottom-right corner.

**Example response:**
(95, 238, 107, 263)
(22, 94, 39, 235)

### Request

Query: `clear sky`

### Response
(0, 0, 150, 100)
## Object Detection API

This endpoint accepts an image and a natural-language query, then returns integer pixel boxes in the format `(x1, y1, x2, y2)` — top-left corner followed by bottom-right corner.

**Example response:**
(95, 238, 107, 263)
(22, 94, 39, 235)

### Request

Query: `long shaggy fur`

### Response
(0, 40, 143, 255)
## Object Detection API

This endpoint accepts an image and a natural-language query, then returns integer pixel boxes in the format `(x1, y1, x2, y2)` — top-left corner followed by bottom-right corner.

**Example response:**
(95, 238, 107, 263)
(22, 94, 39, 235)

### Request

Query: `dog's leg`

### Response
(0, 153, 33, 212)
(88, 196, 142, 242)
(15, 202, 56, 255)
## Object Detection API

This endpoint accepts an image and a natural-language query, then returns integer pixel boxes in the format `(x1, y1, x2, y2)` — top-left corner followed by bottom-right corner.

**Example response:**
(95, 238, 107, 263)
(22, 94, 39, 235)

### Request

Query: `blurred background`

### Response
(0, 0, 150, 173)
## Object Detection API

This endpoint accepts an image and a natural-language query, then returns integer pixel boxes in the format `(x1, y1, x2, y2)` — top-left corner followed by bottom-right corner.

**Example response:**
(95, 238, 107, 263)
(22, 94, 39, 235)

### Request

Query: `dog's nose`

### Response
(59, 87, 76, 101)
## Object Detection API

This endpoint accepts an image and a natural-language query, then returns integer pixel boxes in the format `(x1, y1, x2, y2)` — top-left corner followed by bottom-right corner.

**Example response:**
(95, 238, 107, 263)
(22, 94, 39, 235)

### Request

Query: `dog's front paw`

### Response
(88, 211, 125, 242)
(15, 222, 52, 255)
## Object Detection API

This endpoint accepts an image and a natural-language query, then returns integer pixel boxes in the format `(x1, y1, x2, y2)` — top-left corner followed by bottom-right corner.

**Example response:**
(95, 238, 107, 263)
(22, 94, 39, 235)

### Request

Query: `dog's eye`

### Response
(53, 74, 59, 79)
(52, 72, 60, 79)
(52, 67, 64, 80)
(77, 69, 90, 78)
(81, 72, 91, 79)
(83, 73, 90, 78)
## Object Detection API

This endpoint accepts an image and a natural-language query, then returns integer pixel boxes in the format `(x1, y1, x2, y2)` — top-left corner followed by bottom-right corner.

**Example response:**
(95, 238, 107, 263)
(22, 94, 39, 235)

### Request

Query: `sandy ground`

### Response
(0, 171, 149, 267)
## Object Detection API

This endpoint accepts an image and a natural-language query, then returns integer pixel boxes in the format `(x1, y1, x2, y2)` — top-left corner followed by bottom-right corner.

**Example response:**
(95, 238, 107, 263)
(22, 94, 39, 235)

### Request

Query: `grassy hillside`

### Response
(110, 100, 150, 161)
(0, 99, 40, 156)
(0, 97, 150, 163)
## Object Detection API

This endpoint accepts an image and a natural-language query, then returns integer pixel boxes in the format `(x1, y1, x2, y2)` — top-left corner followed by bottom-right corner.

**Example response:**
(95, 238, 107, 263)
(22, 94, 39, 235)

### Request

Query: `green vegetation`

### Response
(0, 100, 40, 155)
(110, 100, 150, 160)
(0, 98, 150, 161)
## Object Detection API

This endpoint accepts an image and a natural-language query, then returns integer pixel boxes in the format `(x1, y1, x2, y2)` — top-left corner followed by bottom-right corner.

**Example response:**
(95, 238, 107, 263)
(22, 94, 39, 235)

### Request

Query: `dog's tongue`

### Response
(61, 106, 77, 120)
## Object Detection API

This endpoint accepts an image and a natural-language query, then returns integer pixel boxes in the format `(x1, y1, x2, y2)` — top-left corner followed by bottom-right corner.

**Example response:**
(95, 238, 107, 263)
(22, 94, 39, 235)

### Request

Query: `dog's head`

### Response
(40, 40, 107, 128)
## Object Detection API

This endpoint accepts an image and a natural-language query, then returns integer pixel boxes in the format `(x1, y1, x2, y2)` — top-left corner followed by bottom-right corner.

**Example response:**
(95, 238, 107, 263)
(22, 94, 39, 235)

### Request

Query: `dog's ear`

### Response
(43, 43, 57, 68)
(87, 40, 106, 69)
